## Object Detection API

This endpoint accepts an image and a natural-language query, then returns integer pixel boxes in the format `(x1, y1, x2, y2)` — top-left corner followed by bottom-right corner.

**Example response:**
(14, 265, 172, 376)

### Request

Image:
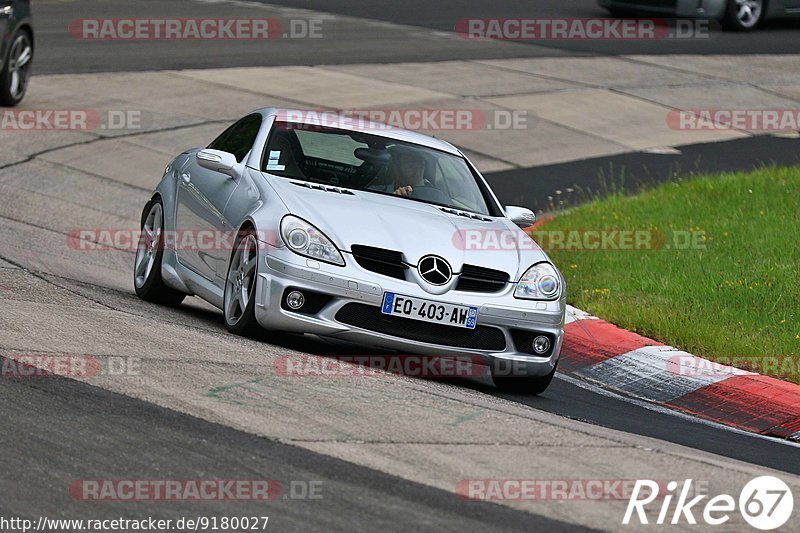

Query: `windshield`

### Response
(262, 121, 498, 216)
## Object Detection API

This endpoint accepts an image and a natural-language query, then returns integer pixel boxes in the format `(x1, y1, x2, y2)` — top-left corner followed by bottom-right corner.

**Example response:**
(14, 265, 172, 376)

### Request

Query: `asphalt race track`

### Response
(34, 0, 800, 74)
(256, 0, 800, 56)
(0, 367, 582, 532)
(2, 0, 799, 531)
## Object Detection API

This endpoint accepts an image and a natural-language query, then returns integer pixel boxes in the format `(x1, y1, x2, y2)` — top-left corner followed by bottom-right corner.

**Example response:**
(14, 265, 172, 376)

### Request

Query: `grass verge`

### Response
(535, 166, 799, 383)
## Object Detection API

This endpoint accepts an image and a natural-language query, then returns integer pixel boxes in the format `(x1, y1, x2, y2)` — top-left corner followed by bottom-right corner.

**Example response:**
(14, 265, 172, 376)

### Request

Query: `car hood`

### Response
(266, 176, 550, 280)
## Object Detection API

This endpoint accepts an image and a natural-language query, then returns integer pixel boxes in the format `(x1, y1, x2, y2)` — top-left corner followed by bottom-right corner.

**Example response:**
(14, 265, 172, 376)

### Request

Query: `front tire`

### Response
(133, 199, 186, 306)
(223, 228, 262, 337)
(0, 29, 33, 107)
(492, 363, 557, 395)
(722, 0, 763, 31)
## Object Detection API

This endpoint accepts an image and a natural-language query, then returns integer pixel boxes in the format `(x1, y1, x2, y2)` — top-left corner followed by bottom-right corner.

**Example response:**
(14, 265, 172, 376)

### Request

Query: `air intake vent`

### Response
(335, 303, 507, 351)
(350, 245, 408, 280)
(456, 265, 509, 293)
(438, 207, 492, 222)
(291, 181, 355, 195)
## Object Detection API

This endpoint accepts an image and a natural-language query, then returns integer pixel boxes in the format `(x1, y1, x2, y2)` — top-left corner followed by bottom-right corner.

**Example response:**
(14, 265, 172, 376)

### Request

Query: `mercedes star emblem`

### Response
(418, 255, 452, 285)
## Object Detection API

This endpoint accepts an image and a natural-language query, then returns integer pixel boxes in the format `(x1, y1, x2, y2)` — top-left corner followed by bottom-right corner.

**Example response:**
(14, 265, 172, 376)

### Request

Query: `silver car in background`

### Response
(599, 0, 800, 30)
(134, 108, 566, 394)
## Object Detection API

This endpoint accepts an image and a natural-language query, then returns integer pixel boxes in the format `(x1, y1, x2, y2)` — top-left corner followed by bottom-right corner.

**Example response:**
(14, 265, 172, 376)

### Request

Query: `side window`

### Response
(207, 114, 263, 163)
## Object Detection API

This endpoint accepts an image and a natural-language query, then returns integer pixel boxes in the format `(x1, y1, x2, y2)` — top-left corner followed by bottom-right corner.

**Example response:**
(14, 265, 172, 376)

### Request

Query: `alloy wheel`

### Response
(134, 202, 163, 289)
(7, 34, 32, 100)
(735, 0, 763, 28)
(224, 233, 258, 324)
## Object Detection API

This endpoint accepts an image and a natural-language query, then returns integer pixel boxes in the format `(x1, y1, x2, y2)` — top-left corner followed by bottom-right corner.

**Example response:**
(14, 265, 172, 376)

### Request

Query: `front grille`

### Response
(350, 245, 408, 280)
(456, 265, 509, 293)
(335, 303, 506, 351)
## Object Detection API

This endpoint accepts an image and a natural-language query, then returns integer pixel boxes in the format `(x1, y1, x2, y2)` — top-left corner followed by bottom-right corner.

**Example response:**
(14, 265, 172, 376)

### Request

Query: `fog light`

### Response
(286, 291, 305, 310)
(532, 335, 551, 355)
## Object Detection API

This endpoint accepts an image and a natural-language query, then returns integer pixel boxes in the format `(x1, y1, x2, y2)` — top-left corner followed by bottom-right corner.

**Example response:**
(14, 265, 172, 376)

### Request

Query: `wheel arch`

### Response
(140, 193, 162, 227)
(223, 218, 259, 273)
(17, 23, 34, 48)
(239, 218, 257, 232)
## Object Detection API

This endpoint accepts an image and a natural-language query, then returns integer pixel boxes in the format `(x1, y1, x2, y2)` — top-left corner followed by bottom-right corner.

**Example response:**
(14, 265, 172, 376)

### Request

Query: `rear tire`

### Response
(722, 0, 763, 31)
(133, 199, 186, 307)
(492, 363, 557, 395)
(0, 29, 33, 107)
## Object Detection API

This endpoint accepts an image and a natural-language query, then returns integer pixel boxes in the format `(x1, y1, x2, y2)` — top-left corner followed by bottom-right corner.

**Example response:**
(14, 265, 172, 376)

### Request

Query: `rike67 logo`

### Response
(624, 476, 794, 530)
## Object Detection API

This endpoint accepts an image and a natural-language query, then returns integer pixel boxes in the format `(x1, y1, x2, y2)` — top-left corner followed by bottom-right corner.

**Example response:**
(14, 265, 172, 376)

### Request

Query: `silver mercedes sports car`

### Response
(134, 108, 566, 394)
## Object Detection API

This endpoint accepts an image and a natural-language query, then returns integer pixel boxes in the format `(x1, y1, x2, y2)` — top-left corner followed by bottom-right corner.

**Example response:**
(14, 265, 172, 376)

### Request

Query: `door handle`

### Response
(181, 173, 191, 184)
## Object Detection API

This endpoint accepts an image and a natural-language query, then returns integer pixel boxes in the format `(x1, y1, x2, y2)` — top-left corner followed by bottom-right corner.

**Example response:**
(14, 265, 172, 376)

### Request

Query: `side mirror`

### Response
(197, 149, 238, 177)
(505, 206, 536, 228)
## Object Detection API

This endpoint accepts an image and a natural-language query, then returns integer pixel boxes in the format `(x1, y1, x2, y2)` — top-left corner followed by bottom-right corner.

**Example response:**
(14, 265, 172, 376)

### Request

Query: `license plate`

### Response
(381, 292, 478, 329)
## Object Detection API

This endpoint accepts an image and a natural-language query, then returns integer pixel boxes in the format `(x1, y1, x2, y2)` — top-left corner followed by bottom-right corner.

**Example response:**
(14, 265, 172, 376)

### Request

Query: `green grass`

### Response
(536, 166, 800, 383)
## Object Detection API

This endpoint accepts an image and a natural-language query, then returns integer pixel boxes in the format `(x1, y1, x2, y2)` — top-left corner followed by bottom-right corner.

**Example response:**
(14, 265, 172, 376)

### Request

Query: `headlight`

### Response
(514, 262, 561, 300)
(280, 215, 345, 266)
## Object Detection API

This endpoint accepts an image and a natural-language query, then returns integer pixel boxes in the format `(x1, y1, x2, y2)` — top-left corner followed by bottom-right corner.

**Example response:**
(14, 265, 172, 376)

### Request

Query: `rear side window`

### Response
(208, 113, 263, 162)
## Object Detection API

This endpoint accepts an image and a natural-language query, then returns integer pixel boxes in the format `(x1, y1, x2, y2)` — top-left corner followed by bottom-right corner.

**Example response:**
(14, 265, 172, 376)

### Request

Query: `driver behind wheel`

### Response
(387, 150, 433, 196)
(365, 147, 439, 196)
(391, 150, 430, 196)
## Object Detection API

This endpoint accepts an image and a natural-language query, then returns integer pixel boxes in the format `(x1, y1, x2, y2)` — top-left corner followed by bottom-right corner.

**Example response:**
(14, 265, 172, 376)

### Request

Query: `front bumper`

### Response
(253, 245, 565, 378)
